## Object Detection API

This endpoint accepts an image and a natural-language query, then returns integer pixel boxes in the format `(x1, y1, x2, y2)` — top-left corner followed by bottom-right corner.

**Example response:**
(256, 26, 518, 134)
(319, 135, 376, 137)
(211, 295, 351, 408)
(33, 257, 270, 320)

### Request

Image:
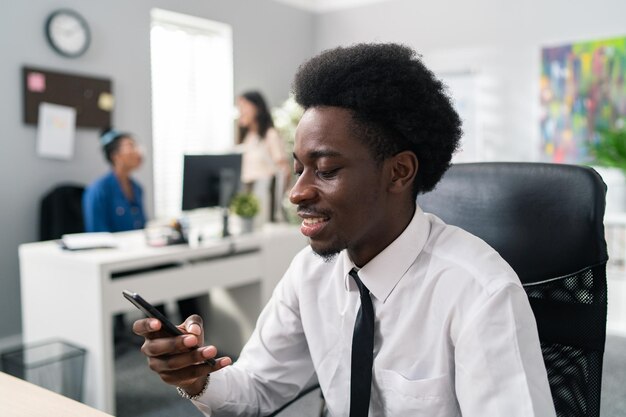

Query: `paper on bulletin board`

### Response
(36, 102, 76, 160)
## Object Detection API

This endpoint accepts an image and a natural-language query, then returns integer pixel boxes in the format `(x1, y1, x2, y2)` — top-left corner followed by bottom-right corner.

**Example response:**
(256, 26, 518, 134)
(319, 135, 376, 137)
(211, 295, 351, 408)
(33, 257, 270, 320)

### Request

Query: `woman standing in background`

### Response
(236, 91, 291, 222)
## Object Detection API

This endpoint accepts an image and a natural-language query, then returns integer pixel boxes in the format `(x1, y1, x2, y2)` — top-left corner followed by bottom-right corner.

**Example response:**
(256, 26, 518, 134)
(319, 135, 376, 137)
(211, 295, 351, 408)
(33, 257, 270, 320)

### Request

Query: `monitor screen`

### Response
(181, 153, 242, 211)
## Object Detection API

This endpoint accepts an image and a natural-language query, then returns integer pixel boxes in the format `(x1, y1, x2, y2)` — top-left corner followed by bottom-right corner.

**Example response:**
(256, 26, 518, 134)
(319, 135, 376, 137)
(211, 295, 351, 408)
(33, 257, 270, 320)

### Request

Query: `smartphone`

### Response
(123, 290, 183, 335)
(122, 290, 216, 366)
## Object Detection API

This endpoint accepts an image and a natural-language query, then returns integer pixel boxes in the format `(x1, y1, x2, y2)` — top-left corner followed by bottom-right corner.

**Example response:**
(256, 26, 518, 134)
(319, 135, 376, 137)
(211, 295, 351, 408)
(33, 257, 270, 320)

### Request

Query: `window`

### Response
(150, 9, 233, 219)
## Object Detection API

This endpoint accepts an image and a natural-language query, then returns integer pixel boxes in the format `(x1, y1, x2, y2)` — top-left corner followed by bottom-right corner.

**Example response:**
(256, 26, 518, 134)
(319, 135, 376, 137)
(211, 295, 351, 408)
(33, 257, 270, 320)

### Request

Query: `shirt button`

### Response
(116, 207, 125, 216)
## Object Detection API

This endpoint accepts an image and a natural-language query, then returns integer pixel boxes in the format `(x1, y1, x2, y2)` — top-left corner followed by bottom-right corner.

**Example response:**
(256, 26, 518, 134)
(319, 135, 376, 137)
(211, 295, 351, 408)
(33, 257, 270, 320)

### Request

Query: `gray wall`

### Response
(6, 0, 625, 342)
(0, 0, 314, 340)
(314, 0, 626, 162)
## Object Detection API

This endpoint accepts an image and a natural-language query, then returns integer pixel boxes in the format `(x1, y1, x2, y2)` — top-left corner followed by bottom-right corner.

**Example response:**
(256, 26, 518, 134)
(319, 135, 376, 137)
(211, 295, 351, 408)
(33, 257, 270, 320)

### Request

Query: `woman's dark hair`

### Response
(292, 43, 462, 197)
(100, 127, 130, 165)
(237, 91, 274, 143)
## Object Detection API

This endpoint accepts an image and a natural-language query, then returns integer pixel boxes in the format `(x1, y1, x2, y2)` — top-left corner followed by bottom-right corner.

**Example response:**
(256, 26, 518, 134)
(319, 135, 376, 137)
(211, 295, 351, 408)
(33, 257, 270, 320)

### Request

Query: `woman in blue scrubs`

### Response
(85, 128, 200, 340)
(84, 128, 148, 348)
(83, 128, 146, 233)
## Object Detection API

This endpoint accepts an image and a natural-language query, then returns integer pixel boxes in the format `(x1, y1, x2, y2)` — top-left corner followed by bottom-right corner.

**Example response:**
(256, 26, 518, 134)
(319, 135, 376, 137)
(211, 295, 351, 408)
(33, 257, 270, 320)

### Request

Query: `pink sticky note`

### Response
(27, 72, 46, 93)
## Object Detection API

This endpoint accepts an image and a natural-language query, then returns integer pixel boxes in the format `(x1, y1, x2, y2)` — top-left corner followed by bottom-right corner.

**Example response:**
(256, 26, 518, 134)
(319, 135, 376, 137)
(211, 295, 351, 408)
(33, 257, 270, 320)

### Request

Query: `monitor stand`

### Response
(218, 168, 238, 238)
(221, 206, 230, 237)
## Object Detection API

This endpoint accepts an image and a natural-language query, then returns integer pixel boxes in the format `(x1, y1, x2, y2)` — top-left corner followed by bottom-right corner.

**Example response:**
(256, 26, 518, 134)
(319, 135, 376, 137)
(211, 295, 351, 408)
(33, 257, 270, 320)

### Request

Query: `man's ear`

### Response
(388, 151, 418, 194)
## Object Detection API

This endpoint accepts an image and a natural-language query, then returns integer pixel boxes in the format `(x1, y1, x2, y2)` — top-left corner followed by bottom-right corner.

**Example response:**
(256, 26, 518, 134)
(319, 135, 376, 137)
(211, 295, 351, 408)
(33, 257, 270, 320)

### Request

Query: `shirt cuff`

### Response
(191, 370, 229, 415)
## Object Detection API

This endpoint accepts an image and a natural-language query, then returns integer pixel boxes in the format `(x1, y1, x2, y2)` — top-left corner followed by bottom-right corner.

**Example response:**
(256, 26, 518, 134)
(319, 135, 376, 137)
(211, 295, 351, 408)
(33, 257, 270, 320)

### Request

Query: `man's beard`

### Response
(309, 239, 344, 263)
(316, 250, 339, 263)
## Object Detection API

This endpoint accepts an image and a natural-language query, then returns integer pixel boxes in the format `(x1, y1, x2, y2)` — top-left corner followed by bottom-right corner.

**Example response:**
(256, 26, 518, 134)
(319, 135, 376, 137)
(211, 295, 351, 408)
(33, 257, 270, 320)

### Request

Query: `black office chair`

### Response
(39, 183, 86, 241)
(417, 162, 608, 417)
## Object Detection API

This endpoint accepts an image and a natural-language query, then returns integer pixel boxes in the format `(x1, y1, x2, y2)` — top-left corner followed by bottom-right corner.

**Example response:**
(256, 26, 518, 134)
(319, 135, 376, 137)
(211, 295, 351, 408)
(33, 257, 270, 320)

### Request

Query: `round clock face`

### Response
(45, 9, 91, 58)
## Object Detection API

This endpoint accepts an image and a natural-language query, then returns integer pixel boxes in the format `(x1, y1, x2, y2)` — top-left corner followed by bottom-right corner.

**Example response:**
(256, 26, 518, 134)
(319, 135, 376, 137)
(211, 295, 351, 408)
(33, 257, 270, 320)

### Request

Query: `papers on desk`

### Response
(59, 232, 117, 250)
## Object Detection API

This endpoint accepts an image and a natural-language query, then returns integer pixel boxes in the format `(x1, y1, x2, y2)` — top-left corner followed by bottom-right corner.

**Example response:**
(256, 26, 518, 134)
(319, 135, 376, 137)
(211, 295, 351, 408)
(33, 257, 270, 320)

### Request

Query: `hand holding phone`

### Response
(122, 290, 216, 366)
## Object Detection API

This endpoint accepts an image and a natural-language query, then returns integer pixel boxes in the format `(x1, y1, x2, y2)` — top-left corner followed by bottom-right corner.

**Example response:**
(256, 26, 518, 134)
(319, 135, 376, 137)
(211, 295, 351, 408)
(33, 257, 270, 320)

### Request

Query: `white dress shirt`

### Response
(193, 206, 556, 416)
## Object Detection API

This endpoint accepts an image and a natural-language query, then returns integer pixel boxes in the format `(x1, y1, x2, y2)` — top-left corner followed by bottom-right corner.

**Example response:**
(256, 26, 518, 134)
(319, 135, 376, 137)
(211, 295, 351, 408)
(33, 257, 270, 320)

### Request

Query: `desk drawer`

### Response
(106, 251, 263, 312)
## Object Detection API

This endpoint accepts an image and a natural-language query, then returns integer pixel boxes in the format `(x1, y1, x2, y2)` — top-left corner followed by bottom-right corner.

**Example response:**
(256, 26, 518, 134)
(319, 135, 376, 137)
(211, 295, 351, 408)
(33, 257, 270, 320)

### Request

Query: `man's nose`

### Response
(289, 171, 317, 205)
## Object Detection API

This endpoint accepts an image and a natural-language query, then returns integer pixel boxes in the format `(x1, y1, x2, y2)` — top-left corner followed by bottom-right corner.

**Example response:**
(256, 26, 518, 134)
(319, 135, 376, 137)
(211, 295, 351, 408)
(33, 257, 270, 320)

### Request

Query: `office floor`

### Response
(115, 346, 202, 417)
(115, 335, 626, 417)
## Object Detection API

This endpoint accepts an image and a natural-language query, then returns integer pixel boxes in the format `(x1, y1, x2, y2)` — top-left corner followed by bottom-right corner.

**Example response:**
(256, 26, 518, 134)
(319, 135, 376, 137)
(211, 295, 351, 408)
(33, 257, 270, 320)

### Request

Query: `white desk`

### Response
(0, 371, 114, 417)
(19, 224, 307, 414)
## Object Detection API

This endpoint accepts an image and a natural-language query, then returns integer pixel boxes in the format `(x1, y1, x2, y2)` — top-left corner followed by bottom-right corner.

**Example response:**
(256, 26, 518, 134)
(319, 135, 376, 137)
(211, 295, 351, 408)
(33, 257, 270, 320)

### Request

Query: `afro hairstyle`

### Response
(292, 42, 462, 196)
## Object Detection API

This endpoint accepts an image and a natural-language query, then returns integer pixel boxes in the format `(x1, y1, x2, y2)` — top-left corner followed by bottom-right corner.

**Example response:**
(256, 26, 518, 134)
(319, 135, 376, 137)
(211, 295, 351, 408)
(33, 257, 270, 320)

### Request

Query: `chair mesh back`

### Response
(417, 163, 608, 417)
(525, 264, 606, 416)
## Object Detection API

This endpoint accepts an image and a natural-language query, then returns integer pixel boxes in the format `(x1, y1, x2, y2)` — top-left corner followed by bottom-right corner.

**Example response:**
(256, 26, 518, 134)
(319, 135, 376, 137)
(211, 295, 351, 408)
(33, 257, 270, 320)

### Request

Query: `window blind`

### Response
(150, 9, 234, 219)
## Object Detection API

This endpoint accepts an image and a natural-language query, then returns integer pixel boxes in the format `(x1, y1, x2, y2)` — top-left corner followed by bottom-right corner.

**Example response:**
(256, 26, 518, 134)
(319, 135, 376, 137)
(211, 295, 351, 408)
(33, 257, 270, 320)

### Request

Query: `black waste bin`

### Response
(1, 339, 86, 401)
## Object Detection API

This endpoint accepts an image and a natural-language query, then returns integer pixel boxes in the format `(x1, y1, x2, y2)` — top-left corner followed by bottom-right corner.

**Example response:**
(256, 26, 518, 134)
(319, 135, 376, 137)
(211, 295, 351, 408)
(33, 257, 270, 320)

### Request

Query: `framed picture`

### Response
(540, 36, 626, 163)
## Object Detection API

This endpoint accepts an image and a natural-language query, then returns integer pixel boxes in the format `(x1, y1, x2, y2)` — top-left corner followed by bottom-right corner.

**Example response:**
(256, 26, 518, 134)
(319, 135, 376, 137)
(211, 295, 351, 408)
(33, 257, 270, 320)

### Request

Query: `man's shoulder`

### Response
(422, 214, 520, 294)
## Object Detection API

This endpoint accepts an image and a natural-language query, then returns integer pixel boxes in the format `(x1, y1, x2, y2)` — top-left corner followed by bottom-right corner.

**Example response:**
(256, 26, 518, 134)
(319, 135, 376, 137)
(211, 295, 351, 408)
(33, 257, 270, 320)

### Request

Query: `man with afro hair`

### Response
(135, 43, 555, 417)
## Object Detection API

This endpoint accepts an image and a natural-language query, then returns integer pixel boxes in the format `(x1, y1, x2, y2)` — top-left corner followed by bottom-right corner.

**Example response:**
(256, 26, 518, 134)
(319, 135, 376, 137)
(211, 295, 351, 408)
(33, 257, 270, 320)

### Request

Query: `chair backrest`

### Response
(40, 183, 86, 241)
(417, 162, 608, 417)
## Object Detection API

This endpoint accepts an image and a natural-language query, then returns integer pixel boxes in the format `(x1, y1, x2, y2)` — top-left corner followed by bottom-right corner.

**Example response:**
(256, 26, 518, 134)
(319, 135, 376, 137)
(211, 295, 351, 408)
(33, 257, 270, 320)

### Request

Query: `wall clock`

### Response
(45, 9, 91, 58)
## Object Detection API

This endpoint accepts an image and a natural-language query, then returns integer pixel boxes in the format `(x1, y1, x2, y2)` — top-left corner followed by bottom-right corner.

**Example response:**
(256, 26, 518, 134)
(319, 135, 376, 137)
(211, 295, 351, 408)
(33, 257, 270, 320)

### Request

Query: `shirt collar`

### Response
(341, 204, 431, 303)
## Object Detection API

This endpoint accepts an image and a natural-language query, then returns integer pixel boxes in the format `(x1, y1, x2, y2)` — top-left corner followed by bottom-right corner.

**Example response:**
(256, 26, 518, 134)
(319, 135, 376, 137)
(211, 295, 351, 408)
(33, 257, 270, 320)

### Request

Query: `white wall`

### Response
(0, 0, 314, 341)
(314, 0, 626, 161)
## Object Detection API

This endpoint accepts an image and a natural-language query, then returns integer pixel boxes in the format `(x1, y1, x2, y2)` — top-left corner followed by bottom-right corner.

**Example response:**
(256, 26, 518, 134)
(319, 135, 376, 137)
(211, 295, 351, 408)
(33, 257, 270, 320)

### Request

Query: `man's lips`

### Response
(297, 211, 330, 238)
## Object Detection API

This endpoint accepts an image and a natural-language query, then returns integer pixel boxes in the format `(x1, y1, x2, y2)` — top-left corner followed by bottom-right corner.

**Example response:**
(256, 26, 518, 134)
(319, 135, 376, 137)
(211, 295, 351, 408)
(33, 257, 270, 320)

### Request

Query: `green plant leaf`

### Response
(588, 128, 626, 176)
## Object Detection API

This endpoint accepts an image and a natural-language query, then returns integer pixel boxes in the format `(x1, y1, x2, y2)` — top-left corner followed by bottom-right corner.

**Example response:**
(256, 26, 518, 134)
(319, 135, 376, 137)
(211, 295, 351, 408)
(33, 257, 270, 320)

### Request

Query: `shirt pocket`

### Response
(376, 368, 459, 416)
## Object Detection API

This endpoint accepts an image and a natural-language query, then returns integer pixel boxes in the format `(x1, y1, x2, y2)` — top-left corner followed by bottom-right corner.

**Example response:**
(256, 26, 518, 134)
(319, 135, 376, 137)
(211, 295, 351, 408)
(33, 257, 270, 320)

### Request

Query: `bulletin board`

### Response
(23, 66, 113, 128)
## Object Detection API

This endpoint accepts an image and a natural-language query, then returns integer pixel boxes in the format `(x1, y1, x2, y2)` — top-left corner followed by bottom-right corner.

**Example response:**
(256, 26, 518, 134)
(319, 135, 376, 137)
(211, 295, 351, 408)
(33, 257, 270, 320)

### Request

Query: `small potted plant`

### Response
(230, 192, 260, 233)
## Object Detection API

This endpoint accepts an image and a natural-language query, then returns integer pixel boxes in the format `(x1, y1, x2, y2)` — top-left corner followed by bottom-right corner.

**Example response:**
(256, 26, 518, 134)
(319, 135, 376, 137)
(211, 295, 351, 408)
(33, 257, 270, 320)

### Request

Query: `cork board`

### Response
(23, 66, 113, 128)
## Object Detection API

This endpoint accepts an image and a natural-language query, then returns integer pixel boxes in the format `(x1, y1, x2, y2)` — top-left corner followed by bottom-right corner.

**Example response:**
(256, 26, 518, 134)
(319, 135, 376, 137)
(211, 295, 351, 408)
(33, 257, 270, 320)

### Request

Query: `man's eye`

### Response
(316, 169, 339, 179)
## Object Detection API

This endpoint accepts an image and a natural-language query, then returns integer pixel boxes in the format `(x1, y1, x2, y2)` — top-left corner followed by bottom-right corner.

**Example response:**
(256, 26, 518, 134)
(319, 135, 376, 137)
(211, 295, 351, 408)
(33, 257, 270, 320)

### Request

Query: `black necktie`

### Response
(349, 268, 374, 417)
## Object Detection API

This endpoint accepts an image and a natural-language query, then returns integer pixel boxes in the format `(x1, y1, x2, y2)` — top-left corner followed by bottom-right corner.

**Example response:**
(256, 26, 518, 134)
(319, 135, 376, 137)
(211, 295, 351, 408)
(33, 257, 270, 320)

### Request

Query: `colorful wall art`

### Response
(540, 36, 626, 163)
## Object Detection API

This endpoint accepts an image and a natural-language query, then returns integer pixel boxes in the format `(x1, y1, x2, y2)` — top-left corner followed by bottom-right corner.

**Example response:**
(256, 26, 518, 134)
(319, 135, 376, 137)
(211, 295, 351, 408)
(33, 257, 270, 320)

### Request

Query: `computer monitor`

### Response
(181, 153, 242, 211)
